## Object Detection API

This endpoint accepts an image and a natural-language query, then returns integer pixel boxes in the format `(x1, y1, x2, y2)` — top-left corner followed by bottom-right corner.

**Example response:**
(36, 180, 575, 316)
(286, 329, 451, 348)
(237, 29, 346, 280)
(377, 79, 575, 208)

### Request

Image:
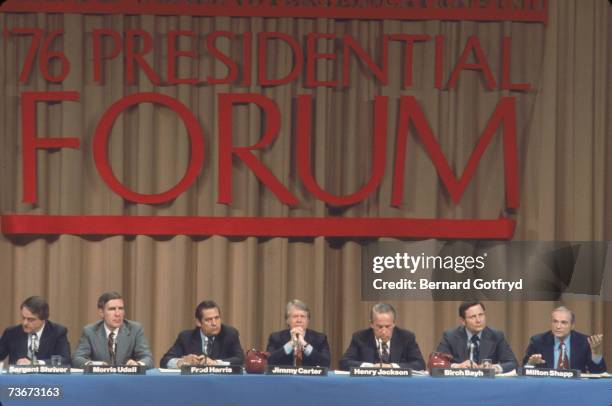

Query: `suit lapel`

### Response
(16, 328, 29, 360)
(569, 331, 579, 369)
(191, 329, 203, 355)
(478, 328, 493, 361)
(115, 323, 131, 364)
(37, 322, 51, 356)
(95, 323, 111, 362)
(367, 329, 380, 363)
(543, 332, 555, 369)
(457, 328, 469, 361)
(210, 328, 222, 358)
(389, 329, 402, 363)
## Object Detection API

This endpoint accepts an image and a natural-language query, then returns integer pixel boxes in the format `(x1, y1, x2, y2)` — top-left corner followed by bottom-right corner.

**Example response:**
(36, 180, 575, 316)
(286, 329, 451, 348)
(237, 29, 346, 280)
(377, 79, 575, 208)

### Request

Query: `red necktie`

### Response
(557, 339, 568, 369)
(294, 343, 303, 366)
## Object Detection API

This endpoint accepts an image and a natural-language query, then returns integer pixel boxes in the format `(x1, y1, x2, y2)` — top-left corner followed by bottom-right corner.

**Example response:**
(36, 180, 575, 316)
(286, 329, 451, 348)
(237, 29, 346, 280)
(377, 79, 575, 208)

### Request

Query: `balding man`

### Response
(523, 306, 606, 373)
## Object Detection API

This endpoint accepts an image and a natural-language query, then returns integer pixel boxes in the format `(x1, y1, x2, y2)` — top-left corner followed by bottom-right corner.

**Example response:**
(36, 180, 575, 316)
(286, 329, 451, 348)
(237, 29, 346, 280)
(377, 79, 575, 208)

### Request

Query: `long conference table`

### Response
(1, 370, 611, 406)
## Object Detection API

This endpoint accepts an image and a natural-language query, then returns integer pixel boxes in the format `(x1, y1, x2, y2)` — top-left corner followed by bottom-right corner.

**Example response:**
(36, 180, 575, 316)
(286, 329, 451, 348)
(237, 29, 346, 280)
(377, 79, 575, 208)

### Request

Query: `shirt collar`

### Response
(104, 323, 119, 338)
(375, 337, 391, 348)
(554, 334, 571, 347)
(465, 328, 482, 343)
(30, 322, 46, 340)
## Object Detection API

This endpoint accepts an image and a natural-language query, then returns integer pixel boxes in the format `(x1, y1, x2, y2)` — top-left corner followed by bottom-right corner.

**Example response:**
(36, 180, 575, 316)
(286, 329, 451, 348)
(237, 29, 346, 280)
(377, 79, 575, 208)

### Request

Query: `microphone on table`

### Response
(468, 342, 475, 368)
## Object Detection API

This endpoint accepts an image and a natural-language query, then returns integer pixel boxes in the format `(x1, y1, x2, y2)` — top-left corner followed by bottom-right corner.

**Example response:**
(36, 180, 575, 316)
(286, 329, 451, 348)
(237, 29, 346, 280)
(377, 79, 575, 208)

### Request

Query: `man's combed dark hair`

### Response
(458, 300, 485, 319)
(21, 296, 49, 320)
(195, 300, 220, 321)
(97, 291, 123, 309)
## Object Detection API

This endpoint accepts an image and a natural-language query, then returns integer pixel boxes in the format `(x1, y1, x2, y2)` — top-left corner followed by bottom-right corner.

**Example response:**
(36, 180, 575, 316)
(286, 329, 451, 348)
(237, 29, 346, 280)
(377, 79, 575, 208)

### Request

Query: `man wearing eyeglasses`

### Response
(436, 300, 517, 373)
(266, 299, 330, 367)
(160, 300, 244, 368)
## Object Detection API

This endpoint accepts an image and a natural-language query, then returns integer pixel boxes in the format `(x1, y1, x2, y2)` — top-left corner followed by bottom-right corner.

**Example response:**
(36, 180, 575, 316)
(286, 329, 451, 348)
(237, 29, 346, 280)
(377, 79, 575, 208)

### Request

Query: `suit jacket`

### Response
(0, 321, 70, 365)
(72, 319, 154, 369)
(160, 324, 244, 368)
(522, 330, 607, 373)
(266, 328, 330, 367)
(436, 326, 518, 373)
(339, 327, 425, 371)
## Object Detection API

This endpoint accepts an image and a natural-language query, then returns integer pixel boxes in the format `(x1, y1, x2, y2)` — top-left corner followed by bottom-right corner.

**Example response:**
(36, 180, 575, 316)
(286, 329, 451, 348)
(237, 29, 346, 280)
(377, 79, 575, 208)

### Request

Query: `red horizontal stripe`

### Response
(1, 215, 515, 239)
(0, 2, 547, 23)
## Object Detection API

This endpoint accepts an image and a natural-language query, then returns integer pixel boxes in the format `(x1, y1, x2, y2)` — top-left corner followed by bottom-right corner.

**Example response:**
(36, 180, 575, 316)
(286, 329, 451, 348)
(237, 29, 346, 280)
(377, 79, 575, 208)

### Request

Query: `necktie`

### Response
(205, 336, 213, 356)
(294, 343, 303, 367)
(380, 341, 390, 363)
(108, 331, 116, 365)
(470, 335, 480, 363)
(557, 339, 569, 369)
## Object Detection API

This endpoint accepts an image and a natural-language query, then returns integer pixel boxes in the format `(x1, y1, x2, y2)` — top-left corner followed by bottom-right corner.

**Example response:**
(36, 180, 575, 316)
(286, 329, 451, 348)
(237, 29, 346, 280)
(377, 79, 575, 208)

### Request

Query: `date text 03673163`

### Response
(1, 386, 63, 400)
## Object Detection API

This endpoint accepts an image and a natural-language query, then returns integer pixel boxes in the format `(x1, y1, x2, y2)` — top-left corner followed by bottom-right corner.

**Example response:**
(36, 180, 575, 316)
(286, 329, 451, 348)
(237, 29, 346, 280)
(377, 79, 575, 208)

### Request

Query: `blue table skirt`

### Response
(1, 370, 611, 406)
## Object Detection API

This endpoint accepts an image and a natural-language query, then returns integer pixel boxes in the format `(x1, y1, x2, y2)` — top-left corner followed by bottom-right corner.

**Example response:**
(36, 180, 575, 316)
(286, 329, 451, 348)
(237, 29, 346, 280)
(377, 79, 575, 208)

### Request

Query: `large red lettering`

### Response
(392, 96, 519, 208)
(218, 93, 299, 205)
(446, 35, 496, 89)
(296, 94, 387, 206)
(93, 93, 204, 204)
(21, 91, 81, 203)
(125, 29, 161, 85)
(168, 30, 197, 85)
(92, 29, 122, 84)
(258, 32, 303, 86)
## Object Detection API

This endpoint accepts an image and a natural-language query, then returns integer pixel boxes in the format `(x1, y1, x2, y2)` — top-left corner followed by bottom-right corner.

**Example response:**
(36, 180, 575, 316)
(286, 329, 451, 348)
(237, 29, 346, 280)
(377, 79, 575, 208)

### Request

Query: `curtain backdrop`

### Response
(1, 0, 611, 368)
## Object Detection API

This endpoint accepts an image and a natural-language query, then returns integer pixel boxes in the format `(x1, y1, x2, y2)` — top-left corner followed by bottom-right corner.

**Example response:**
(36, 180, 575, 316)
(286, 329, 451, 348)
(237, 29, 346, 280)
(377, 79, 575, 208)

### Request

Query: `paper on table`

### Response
(581, 372, 611, 378)
(158, 368, 181, 373)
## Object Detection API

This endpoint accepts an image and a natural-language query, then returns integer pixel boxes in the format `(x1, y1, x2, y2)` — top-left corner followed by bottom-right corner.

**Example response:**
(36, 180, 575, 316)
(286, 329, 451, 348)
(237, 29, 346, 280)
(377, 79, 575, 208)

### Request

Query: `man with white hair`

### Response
(266, 299, 330, 367)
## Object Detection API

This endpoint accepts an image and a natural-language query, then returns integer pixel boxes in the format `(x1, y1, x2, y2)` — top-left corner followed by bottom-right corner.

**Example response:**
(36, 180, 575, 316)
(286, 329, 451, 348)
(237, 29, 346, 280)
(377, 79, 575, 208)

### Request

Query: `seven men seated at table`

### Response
(0, 296, 608, 372)
(160, 300, 244, 368)
(339, 303, 426, 370)
(266, 299, 331, 367)
(523, 306, 606, 373)
(436, 301, 517, 373)
(72, 291, 154, 369)
(0, 296, 71, 365)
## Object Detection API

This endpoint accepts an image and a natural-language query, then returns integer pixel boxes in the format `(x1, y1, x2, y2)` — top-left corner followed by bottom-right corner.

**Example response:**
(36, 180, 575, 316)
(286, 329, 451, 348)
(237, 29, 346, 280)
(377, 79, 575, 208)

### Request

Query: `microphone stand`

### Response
(30, 334, 38, 365)
(377, 341, 384, 369)
(469, 343, 474, 368)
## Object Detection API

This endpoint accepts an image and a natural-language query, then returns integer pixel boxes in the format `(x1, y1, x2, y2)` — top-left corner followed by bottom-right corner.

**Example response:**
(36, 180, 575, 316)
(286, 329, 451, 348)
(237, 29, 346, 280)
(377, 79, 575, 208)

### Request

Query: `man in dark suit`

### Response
(523, 306, 606, 373)
(160, 300, 244, 368)
(436, 301, 517, 373)
(339, 303, 425, 370)
(266, 299, 330, 367)
(72, 291, 154, 369)
(0, 296, 70, 365)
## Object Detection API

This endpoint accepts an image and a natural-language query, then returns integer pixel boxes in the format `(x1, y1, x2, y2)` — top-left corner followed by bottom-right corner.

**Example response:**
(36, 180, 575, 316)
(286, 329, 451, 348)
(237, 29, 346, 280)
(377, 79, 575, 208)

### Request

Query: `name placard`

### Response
(518, 367, 580, 379)
(265, 366, 328, 376)
(8, 365, 71, 374)
(430, 368, 495, 378)
(83, 365, 146, 375)
(349, 367, 412, 377)
(181, 365, 243, 375)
